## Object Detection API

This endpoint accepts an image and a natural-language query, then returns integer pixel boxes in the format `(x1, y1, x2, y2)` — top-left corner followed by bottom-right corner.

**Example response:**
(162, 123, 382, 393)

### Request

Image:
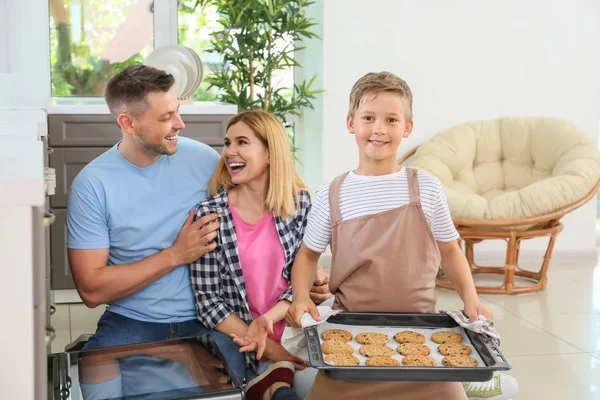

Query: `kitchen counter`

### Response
(45, 98, 237, 115)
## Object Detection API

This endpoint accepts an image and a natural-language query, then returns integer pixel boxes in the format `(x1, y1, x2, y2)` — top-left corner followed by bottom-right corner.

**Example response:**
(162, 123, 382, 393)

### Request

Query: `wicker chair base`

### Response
(437, 222, 564, 295)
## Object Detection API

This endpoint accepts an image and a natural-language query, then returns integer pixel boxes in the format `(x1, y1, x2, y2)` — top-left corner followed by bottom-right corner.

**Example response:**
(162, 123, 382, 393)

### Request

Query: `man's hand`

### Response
(170, 210, 220, 265)
(231, 315, 273, 359)
(263, 342, 310, 371)
(285, 297, 320, 328)
(310, 265, 333, 305)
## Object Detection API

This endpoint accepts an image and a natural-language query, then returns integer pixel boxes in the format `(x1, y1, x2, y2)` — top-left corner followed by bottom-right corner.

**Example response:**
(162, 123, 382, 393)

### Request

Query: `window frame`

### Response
(154, 0, 178, 47)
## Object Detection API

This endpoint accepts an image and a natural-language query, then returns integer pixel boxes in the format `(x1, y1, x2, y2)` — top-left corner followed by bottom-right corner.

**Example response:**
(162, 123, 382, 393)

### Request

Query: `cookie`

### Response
(356, 332, 390, 345)
(393, 331, 426, 344)
(397, 343, 431, 356)
(322, 340, 354, 355)
(321, 329, 353, 342)
(365, 356, 400, 367)
(438, 343, 472, 356)
(401, 354, 437, 367)
(324, 354, 360, 366)
(359, 344, 395, 357)
(431, 332, 464, 345)
(442, 355, 478, 367)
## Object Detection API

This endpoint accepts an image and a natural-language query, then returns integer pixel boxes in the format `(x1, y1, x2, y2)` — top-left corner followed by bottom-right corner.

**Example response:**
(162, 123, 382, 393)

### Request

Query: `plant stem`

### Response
(265, 29, 273, 111)
(249, 44, 255, 103)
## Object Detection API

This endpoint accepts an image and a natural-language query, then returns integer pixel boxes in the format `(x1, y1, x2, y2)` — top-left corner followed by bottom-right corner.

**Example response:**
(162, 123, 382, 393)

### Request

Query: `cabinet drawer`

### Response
(50, 147, 110, 208)
(49, 114, 230, 147)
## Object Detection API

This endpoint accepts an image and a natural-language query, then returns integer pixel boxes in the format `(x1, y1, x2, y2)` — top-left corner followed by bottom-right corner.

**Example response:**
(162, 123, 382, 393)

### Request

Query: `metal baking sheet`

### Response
(304, 312, 511, 382)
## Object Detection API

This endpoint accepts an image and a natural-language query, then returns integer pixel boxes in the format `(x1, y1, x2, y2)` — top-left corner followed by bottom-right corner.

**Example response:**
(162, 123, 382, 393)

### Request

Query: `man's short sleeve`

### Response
(67, 181, 109, 249)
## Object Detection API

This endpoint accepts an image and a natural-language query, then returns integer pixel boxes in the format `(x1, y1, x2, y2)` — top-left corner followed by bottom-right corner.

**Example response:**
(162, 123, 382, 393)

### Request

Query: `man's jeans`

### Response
(83, 310, 246, 382)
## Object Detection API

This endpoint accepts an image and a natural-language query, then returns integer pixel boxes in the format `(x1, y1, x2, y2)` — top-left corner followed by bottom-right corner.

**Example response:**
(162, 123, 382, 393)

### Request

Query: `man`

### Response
(67, 64, 331, 384)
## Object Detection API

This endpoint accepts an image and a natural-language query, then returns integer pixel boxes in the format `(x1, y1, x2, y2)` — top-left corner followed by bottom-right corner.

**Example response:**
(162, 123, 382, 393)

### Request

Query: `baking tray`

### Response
(304, 312, 511, 382)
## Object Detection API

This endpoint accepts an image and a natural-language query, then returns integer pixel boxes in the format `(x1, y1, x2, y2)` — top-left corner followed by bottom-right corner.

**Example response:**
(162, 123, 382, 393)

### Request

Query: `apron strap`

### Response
(406, 167, 421, 204)
(328, 172, 350, 227)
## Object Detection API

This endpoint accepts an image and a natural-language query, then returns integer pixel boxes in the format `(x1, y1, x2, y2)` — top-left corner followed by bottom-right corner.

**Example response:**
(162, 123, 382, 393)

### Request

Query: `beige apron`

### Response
(306, 168, 467, 400)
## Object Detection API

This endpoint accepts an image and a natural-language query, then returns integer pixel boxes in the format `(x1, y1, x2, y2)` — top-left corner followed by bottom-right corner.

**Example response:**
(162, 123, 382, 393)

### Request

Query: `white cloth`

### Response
(443, 310, 502, 346)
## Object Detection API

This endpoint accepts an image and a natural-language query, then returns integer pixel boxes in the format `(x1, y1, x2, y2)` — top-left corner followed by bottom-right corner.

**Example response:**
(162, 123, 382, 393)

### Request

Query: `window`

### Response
(49, 0, 297, 109)
(49, 0, 154, 97)
(176, 1, 220, 101)
(176, 1, 295, 104)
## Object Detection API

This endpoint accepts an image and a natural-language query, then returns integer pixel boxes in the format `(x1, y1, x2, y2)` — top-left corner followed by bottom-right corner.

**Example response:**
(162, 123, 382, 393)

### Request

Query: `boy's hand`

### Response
(464, 299, 494, 322)
(285, 297, 320, 328)
(310, 267, 333, 304)
(230, 315, 273, 359)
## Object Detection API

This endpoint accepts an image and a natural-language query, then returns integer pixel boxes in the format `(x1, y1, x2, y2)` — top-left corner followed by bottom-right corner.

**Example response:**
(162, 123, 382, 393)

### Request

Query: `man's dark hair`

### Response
(104, 64, 175, 120)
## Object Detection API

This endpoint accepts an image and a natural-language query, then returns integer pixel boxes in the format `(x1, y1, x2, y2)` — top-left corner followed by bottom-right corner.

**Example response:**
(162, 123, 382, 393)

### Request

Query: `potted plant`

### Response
(193, 0, 322, 156)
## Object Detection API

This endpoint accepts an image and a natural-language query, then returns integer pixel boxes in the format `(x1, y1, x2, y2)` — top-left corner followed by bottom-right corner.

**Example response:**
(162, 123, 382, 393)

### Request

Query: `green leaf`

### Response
(185, 0, 323, 156)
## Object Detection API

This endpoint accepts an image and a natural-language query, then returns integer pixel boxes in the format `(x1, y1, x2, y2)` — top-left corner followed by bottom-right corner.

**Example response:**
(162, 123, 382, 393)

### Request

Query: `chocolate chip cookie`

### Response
(438, 343, 472, 356)
(431, 332, 464, 344)
(393, 331, 426, 344)
(359, 344, 395, 357)
(397, 343, 431, 356)
(321, 340, 354, 355)
(356, 332, 390, 345)
(324, 354, 360, 366)
(321, 329, 353, 342)
(366, 356, 401, 367)
(442, 355, 478, 367)
(401, 354, 437, 367)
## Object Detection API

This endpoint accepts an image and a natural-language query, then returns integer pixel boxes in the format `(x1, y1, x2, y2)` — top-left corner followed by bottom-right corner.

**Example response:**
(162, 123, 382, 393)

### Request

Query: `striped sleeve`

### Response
(424, 176, 460, 242)
(302, 183, 332, 253)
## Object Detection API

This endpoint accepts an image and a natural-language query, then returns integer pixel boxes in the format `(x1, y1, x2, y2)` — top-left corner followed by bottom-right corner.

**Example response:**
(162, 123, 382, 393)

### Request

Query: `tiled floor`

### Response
(51, 257, 600, 399)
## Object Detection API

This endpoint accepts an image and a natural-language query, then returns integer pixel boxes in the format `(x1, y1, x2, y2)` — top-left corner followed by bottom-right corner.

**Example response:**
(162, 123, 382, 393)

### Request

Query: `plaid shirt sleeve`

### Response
(190, 206, 235, 329)
(277, 189, 312, 303)
(278, 286, 293, 303)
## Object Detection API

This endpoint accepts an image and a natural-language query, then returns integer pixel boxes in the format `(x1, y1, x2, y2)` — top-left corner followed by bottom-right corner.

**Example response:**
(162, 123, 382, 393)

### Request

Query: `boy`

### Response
(285, 71, 493, 399)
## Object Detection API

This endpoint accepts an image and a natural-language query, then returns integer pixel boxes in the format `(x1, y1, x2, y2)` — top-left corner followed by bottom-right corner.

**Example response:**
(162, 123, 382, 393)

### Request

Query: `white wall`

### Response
(321, 0, 600, 259)
(0, 208, 34, 399)
(0, 0, 51, 107)
(0, 0, 50, 398)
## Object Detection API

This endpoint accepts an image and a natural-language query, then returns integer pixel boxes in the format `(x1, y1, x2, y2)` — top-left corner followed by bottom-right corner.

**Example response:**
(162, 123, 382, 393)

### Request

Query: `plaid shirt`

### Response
(190, 188, 311, 373)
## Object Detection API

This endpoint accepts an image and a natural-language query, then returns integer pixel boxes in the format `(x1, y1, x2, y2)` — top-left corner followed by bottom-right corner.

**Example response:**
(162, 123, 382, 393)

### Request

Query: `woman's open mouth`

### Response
(229, 162, 246, 174)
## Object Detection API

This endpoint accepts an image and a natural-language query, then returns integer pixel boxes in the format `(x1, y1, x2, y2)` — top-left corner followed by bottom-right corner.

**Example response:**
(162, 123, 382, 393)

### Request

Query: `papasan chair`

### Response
(398, 117, 600, 294)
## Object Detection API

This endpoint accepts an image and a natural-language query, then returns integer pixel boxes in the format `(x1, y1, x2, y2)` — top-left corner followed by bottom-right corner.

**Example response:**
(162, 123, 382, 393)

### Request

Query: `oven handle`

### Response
(45, 324, 56, 345)
(44, 210, 56, 227)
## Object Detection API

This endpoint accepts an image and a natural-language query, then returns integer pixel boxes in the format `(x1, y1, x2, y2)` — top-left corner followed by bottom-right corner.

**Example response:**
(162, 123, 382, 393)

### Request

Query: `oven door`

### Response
(47, 335, 245, 400)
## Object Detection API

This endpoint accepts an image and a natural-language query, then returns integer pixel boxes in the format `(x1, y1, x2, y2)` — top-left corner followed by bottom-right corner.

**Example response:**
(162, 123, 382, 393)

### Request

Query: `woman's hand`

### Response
(231, 315, 273, 359)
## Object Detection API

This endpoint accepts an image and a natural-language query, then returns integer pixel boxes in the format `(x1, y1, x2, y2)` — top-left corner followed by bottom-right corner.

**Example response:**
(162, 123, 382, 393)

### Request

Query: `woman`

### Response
(190, 110, 314, 400)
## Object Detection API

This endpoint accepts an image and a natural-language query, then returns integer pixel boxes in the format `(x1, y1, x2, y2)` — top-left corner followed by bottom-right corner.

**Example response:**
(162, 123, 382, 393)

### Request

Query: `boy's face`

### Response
(347, 91, 413, 164)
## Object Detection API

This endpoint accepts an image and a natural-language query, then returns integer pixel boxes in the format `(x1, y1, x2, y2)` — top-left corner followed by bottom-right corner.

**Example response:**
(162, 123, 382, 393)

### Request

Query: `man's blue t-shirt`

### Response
(67, 137, 220, 322)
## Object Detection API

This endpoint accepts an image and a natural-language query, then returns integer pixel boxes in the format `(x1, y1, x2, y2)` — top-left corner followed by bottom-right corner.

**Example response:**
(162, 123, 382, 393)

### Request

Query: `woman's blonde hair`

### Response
(208, 110, 307, 219)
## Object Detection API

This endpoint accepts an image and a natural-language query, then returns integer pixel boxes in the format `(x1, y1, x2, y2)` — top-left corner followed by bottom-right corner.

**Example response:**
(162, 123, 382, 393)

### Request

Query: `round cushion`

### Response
(407, 117, 600, 228)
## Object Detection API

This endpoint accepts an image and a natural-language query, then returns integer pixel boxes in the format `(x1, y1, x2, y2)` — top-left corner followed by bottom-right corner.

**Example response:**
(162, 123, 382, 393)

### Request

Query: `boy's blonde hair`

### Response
(348, 71, 413, 122)
(208, 109, 307, 219)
